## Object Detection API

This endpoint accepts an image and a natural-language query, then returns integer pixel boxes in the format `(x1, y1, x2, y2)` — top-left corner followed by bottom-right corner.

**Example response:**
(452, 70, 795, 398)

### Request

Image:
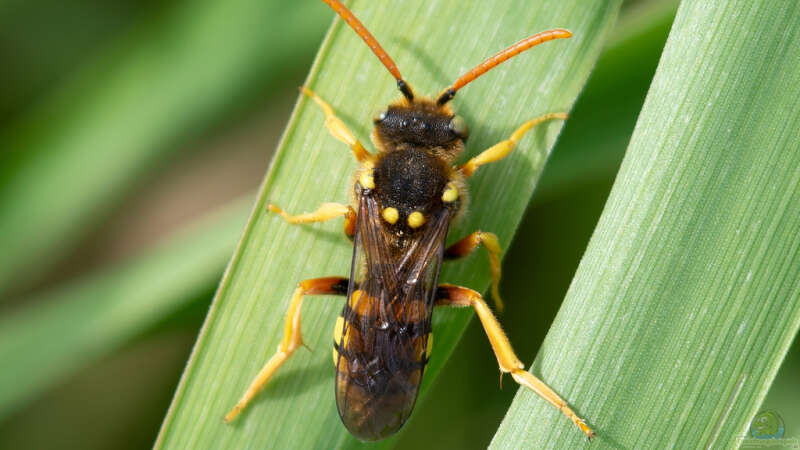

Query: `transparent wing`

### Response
(334, 191, 451, 441)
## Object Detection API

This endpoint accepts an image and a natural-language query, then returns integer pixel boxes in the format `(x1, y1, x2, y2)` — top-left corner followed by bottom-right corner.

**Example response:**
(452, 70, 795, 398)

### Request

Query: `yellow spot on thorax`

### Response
(382, 207, 399, 224)
(407, 211, 425, 228)
(359, 170, 375, 190)
(442, 182, 458, 203)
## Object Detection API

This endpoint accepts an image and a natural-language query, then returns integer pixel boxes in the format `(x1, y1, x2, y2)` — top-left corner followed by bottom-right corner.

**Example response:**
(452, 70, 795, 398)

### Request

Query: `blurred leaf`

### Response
(0, 330, 196, 450)
(0, 0, 329, 294)
(155, 1, 622, 448)
(533, 0, 678, 203)
(0, 0, 171, 120)
(0, 196, 251, 421)
(491, 1, 800, 448)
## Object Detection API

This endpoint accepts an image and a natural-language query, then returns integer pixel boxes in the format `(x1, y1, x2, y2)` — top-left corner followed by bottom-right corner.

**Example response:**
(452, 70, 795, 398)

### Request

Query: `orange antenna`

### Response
(437, 28, 572, 105)
(321, 0, 414, 100)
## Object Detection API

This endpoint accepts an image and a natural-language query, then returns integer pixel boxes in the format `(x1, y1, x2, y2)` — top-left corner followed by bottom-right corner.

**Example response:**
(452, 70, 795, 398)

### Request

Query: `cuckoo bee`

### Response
(225, 0, 594, 441)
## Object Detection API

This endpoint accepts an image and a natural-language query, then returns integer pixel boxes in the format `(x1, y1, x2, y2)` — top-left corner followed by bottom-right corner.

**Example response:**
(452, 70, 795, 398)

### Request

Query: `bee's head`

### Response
(372, 98, 467, 160)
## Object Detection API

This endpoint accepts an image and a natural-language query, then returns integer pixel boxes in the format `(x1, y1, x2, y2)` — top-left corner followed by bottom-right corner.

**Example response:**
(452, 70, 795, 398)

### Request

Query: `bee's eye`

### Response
(449, 115, 469, 140)
(375, 111, 388, 123)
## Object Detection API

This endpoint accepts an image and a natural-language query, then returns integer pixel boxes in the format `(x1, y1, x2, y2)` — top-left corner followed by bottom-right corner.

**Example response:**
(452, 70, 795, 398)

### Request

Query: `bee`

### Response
(225, 0, 594, 442)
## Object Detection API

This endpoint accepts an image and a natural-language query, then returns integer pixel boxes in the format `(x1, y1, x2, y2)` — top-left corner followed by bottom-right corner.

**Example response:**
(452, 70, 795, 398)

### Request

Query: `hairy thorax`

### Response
(373, 149, 449, 218)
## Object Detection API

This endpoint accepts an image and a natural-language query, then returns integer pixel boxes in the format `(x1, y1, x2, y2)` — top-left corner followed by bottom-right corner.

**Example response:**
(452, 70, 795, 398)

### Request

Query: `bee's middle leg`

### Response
(225, 276, 349, 423)
(444, 231, 504, 311)
(268, 202, 356, 239)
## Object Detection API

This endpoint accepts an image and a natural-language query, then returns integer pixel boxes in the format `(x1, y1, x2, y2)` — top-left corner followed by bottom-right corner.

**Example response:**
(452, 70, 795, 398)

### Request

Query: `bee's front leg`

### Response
(301, 86, 374, 163)
(225, 277, 349, 423)
(435, 284, 595, 440)
(460, 112, 568, 178)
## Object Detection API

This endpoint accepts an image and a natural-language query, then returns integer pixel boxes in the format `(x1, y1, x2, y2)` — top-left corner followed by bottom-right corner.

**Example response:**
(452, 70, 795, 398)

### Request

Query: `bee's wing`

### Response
(335, 192, 451, 441)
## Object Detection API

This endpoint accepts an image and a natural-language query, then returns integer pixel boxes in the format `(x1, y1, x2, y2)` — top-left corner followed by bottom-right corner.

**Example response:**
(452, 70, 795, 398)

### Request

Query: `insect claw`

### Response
(580, 419, 596, 441)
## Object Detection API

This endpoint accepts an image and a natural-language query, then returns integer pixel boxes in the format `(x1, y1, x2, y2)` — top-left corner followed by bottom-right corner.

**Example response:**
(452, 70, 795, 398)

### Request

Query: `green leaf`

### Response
(155, 0, 622, 448)
(534, 0, 678, 204)
(491, 1, 800, 448)
(0, 197, 251, 421)
(0, 0, 329, 294)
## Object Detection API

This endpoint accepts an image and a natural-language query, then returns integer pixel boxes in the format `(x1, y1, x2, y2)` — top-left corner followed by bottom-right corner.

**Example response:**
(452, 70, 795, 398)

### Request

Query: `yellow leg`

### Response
(436, 284, 595, 440)
(225, 277, 349, 423)
(301, 87, 373, 163)
(460, 112, 568, 178)
(444, 231, 504, 312)
(268, 202, 356, 237)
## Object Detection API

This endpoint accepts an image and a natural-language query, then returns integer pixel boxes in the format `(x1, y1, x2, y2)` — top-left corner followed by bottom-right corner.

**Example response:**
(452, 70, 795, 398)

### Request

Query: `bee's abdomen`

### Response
(332, 296, 432, 441)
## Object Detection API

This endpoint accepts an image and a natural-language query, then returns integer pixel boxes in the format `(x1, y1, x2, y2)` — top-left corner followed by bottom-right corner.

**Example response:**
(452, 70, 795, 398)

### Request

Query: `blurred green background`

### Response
(0, 0, 796, 448)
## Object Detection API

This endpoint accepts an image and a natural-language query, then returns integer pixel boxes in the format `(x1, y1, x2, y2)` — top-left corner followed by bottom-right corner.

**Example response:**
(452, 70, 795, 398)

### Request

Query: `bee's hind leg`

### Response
(225, 277, 349, 423)
(435, 284, 595, 440)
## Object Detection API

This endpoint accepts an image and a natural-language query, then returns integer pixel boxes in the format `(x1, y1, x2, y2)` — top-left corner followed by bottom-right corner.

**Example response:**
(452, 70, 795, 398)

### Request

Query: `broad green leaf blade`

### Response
(155, 1, 622, 448)
(0, 0, 328, 295)
(0, 196, 251, 420)
(491, 1, 800, 448)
